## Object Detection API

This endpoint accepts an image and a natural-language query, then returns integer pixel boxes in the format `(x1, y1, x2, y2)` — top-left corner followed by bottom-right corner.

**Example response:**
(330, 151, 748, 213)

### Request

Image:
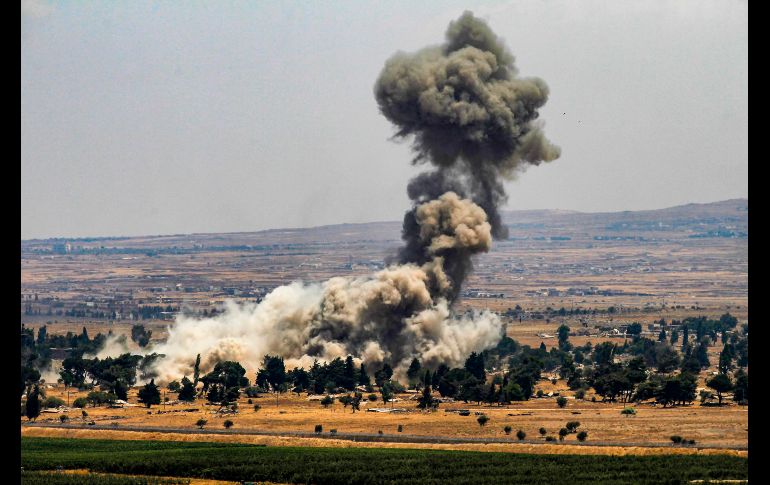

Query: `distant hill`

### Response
(21, 199, 747, 252)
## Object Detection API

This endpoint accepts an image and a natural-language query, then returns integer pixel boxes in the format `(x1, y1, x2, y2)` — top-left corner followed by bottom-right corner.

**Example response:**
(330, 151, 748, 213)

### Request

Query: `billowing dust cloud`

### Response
(142, 11, 560, 382)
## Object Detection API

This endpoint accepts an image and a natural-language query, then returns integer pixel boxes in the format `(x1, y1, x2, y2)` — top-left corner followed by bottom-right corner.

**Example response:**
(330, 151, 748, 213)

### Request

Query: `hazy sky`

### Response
(21, 0, 747, 240)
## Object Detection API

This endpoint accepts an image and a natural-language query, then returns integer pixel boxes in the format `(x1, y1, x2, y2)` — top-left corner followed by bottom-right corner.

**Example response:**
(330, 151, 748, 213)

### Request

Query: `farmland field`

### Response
(21, 437, 748, 484)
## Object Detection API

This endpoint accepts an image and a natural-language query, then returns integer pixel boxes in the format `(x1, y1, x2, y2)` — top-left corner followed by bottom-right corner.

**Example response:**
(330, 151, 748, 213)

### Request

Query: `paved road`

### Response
(22, 422, 747, 451)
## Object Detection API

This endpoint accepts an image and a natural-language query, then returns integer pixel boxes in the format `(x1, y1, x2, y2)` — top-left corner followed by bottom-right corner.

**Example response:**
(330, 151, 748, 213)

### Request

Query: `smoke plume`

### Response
(135, 11, 559, 383)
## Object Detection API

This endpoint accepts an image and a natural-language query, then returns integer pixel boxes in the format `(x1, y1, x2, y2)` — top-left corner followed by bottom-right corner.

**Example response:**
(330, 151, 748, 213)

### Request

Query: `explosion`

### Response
(144, 11, 560, 382)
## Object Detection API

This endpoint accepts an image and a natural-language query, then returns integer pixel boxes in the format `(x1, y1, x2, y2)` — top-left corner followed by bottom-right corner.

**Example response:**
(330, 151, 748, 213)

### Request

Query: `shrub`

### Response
(536, 389, 544, 398)
(566, 421, 580, 433)
(577, 431, 588, 442)
(59, 415, 69, 423)
(687, 439, 696, 445)
(42, 397, 65, 409)
(477, 415, 489, 427)
(539, 427, 547, 437)
(591, 396, 597, 402)
(223, 420, 233, 429)
(516, 429, 526, 440)
(545, 436, 557, 442)
(551, 378, 557, 385)
(330, 429, 337, 434)
(247, 399, 253, 404)
(503, 426, 512, 435)
(397, 425, 403, 432)
(81, 410, 88, 418)
(195, 419, 207, 429)
(559, 428, 569, 441)
(368, 394, 378, 402)
(556, 397, 567, 408)
(253, 404, 261, 412)
(321, 395, 334, 408)
(575, 389, 586, 400)
(621, 407, 637, 416)
(378, 430, 383, 435)
(72, 398, 88, 409)
(315, 424, 323, 434)
(671, 436, 683, 444)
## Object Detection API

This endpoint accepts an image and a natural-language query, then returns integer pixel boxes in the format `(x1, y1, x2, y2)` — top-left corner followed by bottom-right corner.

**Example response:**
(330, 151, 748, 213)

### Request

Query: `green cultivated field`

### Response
(21, 437, 747, 485)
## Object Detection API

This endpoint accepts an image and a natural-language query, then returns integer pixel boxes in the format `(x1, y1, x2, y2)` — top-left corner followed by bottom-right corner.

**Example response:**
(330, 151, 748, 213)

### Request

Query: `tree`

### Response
(464, 352, 486, 381)
(577, 431, 588, 442)
(25, 385, 41, 421)
(380, 382, 393, 405)
(557, 324, 571, 350)
(358, 363, 370, 386)
(406, 358, 422, 388)
(559, 428, 569, 441)
(178, 376, 196, 402)
(706, 373, 733, 405)
(351, 392, 362, 413)
(374, 363, 393, 387)
(423, 369, 432, 390)
(193, 354, 201, 387)
(138, 379, 161, 408)
(670, 329, 679, 345)
(320, 395, 334, 408)
(733, 369, 748, 404)
(258, 355, 286, 392)
(417, 385, 437, 410)
(626, 323, 642, 337)
(503, 425, 512, 435)
(516, 429, 526, 440)
(566, 421, 580, 433)
(556, 396, 567, 408)
(223, 419, 234, 429)
(167, 380, 181, 393)
(539, 427, 547, 437)
(477, 415, 489, 427)
(131, 324, 152, 347)
(658, 328, 667, 342)
(195, 419, 207, 429)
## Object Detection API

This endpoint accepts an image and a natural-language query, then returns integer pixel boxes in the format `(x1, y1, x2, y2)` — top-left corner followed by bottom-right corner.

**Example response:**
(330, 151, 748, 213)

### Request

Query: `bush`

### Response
(516, 430, 526, 440)
(536, 389, 544, 398)
(575, 389, 586, 400)
(397, 425, 403, 432)
(591, 396, 597, 402)
(72, 398, 88, 408)
(195, 419, 207, 429)
(330, 429, 337, 434)
(368, 394, 378, 402)
(247, 399, 253, 404)
(671, 435, 683, 444)
(539, 427, 547, 437)
(315, 424, 323, 434)
(378, 430, 383, 435)
(545, 436, 557, 442)
(556, 397, 567, 408)
(223, 420, 233, 429)
(559, 428, 569, 441)
(59, 415, 69, 423)
(621, 407, 637, 416)
(551, 378, 557, 385)
(503, 426, 512, 435)
(566, 421, 580, 433)
(253, 404, 261, 412)
(42, 397, 65, 408)
(577, 431, 588, 442)
(477, 415, 489, 427)
(687, 439, 696, 445)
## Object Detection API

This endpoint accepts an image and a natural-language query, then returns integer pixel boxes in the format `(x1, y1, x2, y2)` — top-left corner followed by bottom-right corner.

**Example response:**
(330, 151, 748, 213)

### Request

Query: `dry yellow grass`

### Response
(21, 426, 745, 458)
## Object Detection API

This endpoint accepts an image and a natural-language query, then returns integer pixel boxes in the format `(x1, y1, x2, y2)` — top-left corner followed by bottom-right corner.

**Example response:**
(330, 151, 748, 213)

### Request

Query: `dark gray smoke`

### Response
(376, 10, 561, 260)
(129, 11, 559, 383)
